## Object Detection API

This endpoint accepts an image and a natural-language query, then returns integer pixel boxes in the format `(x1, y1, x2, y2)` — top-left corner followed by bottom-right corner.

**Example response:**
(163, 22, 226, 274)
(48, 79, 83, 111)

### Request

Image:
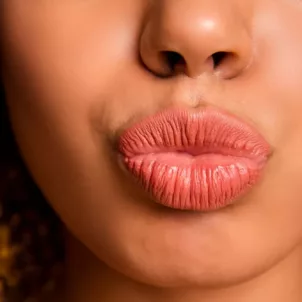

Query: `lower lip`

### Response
(124, 152, 265, 211)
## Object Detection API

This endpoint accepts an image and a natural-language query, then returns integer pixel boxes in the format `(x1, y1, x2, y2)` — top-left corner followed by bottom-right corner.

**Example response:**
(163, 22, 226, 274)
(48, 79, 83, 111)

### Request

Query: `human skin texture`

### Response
(2, 0, 302, 301)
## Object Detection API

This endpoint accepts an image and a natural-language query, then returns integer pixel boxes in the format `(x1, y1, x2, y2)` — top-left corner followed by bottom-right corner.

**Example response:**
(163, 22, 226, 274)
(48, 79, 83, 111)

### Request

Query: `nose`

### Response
(140, 0, 253, 79)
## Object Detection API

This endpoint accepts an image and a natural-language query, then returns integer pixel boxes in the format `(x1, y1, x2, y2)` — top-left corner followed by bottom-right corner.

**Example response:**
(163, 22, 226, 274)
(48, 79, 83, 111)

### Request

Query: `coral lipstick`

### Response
(119, 108, 270, 211)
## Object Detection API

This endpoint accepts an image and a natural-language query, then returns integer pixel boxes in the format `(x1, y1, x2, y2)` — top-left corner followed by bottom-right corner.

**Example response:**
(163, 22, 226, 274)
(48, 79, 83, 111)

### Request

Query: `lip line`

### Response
(124, 152, 268, 170)
(122, 147, 268, 160)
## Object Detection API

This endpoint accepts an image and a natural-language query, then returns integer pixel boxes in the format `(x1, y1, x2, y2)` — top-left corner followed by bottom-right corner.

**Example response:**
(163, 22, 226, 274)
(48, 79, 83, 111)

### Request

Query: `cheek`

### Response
(1, 0, 145, 119)
(240, 3, 302, 156)
(0, 0, 145, 193)
(243, 4, 302, 246)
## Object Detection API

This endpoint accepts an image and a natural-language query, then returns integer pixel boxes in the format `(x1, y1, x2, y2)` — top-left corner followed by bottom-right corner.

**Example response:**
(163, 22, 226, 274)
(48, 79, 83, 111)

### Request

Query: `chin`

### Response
(95, 230, 279, 289)
(109, 254, 268, 289)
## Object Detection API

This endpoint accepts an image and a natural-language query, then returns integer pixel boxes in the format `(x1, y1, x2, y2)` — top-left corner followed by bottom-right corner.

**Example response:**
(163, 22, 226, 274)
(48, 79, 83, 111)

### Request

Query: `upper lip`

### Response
(118, 107, 271, 160)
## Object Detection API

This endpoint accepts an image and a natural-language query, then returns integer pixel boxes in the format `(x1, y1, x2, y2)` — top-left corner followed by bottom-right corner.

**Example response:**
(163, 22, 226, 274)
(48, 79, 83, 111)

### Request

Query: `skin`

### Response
(2, 0, 302, 301)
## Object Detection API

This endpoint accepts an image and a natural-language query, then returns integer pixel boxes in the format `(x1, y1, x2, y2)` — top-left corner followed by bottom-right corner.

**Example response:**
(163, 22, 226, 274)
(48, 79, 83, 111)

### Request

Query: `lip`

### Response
(118, 107, 271, 212)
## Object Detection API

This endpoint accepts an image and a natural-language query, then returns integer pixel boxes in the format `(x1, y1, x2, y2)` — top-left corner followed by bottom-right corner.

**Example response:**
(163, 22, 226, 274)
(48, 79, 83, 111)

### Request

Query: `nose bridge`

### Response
(140, 0, 253, 78)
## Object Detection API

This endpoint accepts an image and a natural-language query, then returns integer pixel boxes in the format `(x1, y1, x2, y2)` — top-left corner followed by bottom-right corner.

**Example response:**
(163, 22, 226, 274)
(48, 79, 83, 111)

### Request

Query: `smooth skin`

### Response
(2, 0, 302, 301)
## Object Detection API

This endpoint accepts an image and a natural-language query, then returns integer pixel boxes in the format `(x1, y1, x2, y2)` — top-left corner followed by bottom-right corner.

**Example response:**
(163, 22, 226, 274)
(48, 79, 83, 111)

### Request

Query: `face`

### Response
(2, 0, 302, 288)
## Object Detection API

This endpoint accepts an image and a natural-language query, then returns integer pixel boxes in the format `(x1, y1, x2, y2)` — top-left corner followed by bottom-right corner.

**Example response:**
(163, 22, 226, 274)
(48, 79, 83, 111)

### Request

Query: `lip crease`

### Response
(118, 107, 271, 212)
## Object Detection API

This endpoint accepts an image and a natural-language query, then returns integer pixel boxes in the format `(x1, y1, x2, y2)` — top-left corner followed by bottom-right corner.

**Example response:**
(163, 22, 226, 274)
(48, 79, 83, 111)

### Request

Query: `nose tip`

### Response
(140, 1, 253, 79)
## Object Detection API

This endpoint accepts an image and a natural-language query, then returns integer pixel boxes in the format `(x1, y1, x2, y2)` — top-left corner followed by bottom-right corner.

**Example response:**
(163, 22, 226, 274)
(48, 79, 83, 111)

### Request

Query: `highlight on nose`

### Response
(139, 1, 253, 79)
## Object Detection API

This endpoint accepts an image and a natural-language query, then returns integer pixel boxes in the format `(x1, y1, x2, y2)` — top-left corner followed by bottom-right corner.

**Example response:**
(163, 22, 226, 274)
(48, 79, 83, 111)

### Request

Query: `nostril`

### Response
(212, 51, 228, 68)
(161, 51, 186, 74)
(161, 51, 230, 75)
(156, 50, 236, 77)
